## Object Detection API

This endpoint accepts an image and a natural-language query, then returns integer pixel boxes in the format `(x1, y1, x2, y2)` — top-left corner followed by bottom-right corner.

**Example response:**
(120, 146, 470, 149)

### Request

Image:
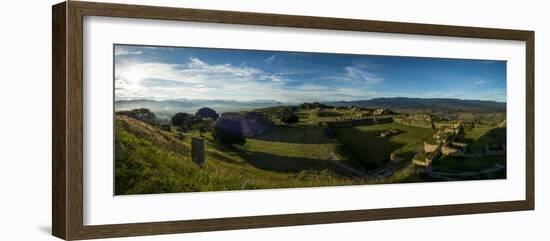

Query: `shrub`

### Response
(212, 120, 246, 146)
(171, 112, 191, 126)
(298, 102, 333, 109)
(117, 108, 157, 126)
(160, 124, 171, 132)
(280, 114, 299, 124)
(197, 118, 215, 136)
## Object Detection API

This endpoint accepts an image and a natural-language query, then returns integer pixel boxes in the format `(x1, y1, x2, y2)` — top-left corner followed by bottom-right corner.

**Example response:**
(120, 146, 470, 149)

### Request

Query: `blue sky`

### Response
(114, 44, 506, 103)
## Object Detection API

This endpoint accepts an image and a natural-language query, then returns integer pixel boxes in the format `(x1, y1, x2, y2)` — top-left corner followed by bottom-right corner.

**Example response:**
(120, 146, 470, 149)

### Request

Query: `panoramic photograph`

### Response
(113, 44, 507, 195)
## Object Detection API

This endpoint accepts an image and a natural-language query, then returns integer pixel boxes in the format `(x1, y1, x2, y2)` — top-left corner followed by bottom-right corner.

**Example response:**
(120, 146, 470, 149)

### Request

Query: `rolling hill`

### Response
(114, 114, 366, 195)
(329, 97, 506, 113)
(115, 99, 283, 119)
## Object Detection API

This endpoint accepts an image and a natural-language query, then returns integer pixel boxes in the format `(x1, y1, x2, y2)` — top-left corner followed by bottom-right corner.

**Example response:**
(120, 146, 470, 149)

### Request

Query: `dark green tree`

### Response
(212, 119, 246, 146)
(171, 112, 191, 126)
(280, 114, 299, 124)
(171, 112, 199, 131)
(195, 107, 220, 120)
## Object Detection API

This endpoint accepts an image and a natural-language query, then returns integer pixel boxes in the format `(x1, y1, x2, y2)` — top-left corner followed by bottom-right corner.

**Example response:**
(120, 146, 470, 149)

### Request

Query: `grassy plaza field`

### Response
(333, 123, 436, 170)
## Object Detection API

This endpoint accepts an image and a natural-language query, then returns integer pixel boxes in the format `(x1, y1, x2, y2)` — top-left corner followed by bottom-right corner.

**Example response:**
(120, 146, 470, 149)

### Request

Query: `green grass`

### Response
(386, 163, 423, 183)
(332, 123, 436, 170)
(461, 126, 506, 152)
(115, 115, 367, 195)
(242, 125, 364, 173)
(115, 112, 505, 195)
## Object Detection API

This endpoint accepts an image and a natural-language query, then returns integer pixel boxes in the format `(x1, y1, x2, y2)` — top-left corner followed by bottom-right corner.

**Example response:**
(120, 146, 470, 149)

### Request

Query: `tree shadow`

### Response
(248, 125, 332, 144)
(457, 127, 506, 153)
(477, 127, 506, 144)
(234, 150, 362, 177)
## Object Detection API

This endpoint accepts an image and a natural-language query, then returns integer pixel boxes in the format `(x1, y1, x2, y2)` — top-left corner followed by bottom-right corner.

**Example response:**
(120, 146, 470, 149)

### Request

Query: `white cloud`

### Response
(114, 57, 380, 103)
(473, 77, 494, 85)
(345, 66, 384, 85)
(114, 48, 143, 56)
(265, 54, 276, 64)
(115, 57, 288, 101)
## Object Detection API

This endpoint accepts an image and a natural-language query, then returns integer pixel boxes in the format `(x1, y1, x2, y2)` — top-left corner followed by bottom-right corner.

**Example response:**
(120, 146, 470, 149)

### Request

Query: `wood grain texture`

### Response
(73, 201, 530, 240)
(51, 1, 535, 240)
(52, 2, 67, 240)
(71, 1, 533, 40)
(66, 2, 85, 240)
(525, 32, 535, 209)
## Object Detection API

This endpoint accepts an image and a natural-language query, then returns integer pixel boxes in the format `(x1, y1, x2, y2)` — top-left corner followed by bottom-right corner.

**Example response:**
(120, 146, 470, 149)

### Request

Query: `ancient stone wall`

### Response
(433, 122, 455, 129)
(413, 158, 430, 167)
(394, 116, 433, 129)
(425, 149, 442, 164)
(424, 142, 440, 153)
(350, 118, 375, 126)
(441, 146, 466, 156)
(374, 117, 393, 124)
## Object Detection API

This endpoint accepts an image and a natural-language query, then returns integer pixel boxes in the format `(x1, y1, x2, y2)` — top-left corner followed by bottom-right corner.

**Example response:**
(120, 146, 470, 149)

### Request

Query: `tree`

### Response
(280, 114, 299, 124)
(212, 126, 246, 146)
(117, 108, 157, 125)
(197, 118, 215, 136)
(298, 102, 333, 109)
(171, 112, 191, 126)
(212, 119, 246, 146)
(195, 107, 220, 120)
(171, 112, 199, 131)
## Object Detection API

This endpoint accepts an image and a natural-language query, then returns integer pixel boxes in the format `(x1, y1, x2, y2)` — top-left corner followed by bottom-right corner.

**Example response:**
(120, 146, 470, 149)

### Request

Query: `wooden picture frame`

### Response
(52, 1, 534, 240)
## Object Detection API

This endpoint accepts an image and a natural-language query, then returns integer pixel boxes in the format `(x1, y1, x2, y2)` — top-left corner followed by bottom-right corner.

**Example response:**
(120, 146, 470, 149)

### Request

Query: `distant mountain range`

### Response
(115, 99, 283, 117)
(328, 97, 506, 113)
(115, 97, 506, 117)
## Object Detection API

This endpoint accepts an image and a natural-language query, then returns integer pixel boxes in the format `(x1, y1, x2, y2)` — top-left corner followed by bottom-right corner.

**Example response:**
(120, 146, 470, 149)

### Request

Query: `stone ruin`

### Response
(325, 116, 394, 128)
(191, 137, 205, 167)
(413, 149, 441, 167)
(379, 129, 400, 138)
(373, 108, 393, 116)
(393, 114, 434, 129)
(414, 123, 467, 167)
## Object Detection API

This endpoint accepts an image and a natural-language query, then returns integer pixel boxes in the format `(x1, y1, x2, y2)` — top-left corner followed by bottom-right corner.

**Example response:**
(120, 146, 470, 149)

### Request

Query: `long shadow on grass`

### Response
(454, 127, 506, 153)
(249, 125, 331, 144)
(234, 149, 363, 178)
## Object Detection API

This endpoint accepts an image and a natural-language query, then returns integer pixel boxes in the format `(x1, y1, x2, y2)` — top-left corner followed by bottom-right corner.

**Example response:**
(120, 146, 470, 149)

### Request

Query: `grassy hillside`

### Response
(115, 115, 367, 195)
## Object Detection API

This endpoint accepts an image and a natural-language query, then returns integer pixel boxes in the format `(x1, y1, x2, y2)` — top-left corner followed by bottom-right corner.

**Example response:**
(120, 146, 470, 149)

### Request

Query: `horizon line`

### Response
(114, 96, 507, 104)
